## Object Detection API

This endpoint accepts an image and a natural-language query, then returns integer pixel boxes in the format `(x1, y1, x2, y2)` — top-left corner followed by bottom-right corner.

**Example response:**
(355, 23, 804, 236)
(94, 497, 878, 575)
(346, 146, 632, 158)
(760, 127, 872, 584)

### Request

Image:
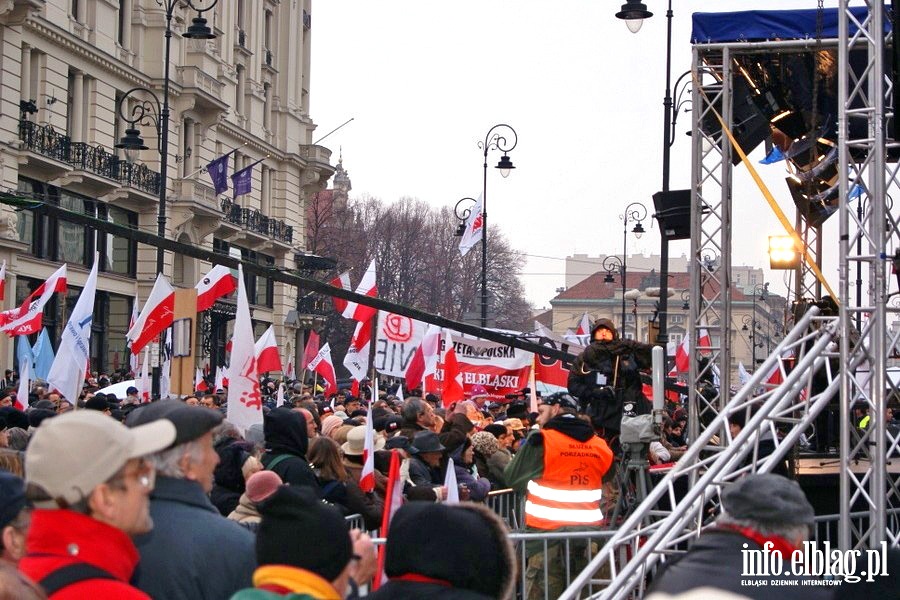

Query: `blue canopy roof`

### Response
(691, 6, 886, 44)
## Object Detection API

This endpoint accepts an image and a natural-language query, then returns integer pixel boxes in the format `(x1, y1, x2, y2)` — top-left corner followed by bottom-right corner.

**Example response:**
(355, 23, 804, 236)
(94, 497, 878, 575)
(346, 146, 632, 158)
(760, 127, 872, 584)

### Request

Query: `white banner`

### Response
(373, 312, 425, 377)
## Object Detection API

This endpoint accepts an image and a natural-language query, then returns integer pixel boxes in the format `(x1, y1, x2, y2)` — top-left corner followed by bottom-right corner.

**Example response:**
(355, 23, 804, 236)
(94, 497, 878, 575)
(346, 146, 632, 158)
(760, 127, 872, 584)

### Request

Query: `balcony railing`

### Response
(19, 119, 161, 195)
(221, 197, 293, 244)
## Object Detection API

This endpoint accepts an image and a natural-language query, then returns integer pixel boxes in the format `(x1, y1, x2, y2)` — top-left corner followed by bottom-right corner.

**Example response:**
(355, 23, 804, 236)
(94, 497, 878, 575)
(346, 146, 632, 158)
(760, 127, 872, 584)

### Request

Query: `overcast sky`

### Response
(310, 1, 845, 312)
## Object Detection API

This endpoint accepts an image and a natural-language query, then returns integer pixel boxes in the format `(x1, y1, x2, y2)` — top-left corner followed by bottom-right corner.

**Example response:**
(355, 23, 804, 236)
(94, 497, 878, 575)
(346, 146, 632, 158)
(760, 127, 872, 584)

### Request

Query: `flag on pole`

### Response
(458, 194, 483, 257)
(0, 264, 67, 336)
(307, 343, 338, 397)
(195, 368, 209, 392)
(231, 158, 265, 197)
(126, 274, 175, 355)
(47, 254, 99, 404)
(276, 383, 285, 407)
(674, 335, 690, 373)
(206, 151, 232, 195)
(0, 260, 6, 301)
(341, 260, 377, 322)
(373, 450, 404, 591)
(195, 265, 237, 312)
(443, 457, 459, 504)
(441, 343, 465, 408)
(576, 312, 592, 336)
(32, 328, 54, 381)
(329, 271, 352, 313)
(226, 265, 264, 434)
(343, 318, 372, 382)
(698, 319, 712, 356)
(359, 378, 377, 493)
(128, 296, 140, 375)
(396, 384, 404, 402)
(404, 324, 441, 390)
(15, 359, 28, 411)
(16, 336, 33, 376)
(254, 325, 281, 373)
(160, 329, 172, 400)
(214, 366, 225, 391)
(303, 331, 321, 370)
(139, 348, 151, 402)
(738, 362, 751, 387)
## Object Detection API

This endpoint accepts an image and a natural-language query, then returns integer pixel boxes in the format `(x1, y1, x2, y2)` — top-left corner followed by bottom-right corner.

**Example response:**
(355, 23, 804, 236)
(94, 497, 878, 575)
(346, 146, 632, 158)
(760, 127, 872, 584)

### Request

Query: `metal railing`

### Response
(220, 198, 293, 243)
(487, 488, 524, 531)
(19, 119, 161, 195)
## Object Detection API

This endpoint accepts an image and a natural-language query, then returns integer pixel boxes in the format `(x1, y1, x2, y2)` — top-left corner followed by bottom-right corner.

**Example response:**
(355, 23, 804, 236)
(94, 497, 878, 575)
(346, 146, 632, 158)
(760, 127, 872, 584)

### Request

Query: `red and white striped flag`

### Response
(359, 379, 377, 493)
(254, 325, 281, 373)
(674, 335, 690, 373)
(126, 274, 175, 355)
(341, 260, 377, 322)
(404, 324, 441, 391)
(15, 359, 28, 411)
(195, 265, 237, 312)
(441, 342, 465, 408)
(195, 368, 209, 392)
(373, 450, 404, 591)
(0, 260, 7, 302)
(575, 312, 591, 336)
(330, 271, 352, 313)
(307, 343, 338, 397)
(343, 318, 372, 382)
(0, 264, 67, 336)
(303, 331, 320, 370)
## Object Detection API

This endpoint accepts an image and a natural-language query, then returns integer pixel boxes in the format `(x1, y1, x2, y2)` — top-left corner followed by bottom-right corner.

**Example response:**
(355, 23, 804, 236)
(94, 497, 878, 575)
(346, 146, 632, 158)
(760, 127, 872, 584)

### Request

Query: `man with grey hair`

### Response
(647, 473, 829, 599)
(399, 397, 436, 441)
(125, 399, 255, 600)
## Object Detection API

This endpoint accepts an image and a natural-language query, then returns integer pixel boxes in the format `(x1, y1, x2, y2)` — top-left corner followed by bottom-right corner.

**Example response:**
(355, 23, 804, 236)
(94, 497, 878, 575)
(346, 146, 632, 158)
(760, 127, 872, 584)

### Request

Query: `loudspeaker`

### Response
(699, 76, 772, 165)
(652, 190, 692, 240)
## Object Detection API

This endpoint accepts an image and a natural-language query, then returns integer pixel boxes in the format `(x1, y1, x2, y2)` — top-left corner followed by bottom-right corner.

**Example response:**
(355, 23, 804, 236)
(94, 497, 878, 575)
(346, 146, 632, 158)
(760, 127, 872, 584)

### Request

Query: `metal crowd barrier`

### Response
(487, 487, 525, 530)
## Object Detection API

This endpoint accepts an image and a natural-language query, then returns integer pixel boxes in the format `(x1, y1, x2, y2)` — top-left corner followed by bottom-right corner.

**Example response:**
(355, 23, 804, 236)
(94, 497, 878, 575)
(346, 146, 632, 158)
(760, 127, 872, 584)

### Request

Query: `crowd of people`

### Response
(0, 316, 883, 599)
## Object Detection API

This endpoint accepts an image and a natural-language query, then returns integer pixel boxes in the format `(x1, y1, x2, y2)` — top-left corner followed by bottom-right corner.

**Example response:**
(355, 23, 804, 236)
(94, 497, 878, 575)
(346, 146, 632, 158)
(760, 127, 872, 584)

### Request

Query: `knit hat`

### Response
(721, 473, 815, 526)
(321, 414, 345, 439)
(469, 384, 489, 399)
(471, 431, 500, 457)
(0, 472, 26, 528)
(256, 485, 352, 581)
(245, 470, 282, 503)
(383, 502, 515, 598)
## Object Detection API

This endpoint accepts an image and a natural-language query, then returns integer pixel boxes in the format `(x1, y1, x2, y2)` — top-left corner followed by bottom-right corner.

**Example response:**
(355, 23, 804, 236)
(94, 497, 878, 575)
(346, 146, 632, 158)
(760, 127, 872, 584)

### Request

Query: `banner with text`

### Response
(373, 312, 425, 377)
(434, 334, 532, 399)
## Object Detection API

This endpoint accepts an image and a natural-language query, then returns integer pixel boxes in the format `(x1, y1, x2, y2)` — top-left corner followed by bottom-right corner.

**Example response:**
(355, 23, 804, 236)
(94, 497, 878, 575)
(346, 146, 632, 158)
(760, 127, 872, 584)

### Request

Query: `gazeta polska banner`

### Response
(434, 333, 532, 399)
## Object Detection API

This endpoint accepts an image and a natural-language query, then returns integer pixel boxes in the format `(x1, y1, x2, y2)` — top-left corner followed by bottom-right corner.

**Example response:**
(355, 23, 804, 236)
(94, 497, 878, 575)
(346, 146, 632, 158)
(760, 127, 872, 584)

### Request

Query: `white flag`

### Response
(47, 254, 99, 404)
(215, 366, 225, 391)
(129, 295, 140, 376)
(16, 359, 29, 411)
(458, 194, 483, 257)
(226, 265, 263, 434)
(276, 383, 285, 407)
(396, 384, 404, 403)
(443, 457, 459, 504)
(343, 318, 372, 381)
(139, 348, 150, 402)
(160, 329, 172, 399)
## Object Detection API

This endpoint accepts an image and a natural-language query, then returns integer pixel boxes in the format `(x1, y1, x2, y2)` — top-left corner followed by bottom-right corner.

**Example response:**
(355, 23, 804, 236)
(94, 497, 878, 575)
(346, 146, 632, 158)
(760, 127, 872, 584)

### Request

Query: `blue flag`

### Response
(207, 153, 230, 195)
(32, 328, 55, 381)
(231, 163, 255, 197)
(848, 184, 864, 200)
(759, 146, 785, 165)
(15, 336, 32, 374)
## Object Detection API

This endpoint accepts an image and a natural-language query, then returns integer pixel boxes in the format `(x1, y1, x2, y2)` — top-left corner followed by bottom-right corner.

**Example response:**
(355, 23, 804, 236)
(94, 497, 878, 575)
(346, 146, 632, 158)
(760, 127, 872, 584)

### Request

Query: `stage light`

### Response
(769, 235, 800, 269)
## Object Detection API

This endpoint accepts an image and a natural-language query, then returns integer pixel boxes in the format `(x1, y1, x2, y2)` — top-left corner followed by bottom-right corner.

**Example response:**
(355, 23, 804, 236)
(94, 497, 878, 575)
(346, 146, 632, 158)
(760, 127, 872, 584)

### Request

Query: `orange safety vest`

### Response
(524, 429, 614, 530)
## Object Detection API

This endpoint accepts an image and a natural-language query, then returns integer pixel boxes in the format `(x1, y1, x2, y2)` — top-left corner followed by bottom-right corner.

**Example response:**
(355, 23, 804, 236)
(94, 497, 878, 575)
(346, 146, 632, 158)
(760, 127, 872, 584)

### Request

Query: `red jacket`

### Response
(19, 509, 150, 599)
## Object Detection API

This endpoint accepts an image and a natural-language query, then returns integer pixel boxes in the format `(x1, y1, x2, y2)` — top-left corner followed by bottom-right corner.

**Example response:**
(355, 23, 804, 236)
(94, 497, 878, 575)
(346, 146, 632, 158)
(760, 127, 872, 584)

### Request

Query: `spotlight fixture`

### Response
(769, 235, 800, 270)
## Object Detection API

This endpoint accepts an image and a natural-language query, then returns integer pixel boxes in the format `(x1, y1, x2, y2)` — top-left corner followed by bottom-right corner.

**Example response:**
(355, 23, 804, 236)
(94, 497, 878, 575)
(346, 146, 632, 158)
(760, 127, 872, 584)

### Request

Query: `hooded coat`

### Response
(567, 318, 655, 434)
(261, 407, 319, 492)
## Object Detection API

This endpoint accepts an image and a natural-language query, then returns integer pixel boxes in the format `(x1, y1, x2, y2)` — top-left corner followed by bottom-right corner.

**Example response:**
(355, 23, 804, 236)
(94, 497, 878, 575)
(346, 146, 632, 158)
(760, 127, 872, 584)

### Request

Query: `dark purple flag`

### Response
(207, 153, 230, 195)
(231, 163, 254, 197)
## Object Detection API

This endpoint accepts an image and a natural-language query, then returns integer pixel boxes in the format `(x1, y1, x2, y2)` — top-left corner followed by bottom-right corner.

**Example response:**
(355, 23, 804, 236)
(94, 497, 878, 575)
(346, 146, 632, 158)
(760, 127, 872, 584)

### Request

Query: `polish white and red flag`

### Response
(129, 296, 140, 376)
(575, 312, 592, 336)
(139, 348, 151, 402)
(441, 341, 465, 408)
(343, 318, 372, 382)
(303, 330, 321, 370)
(126, 274, 175, 355)
(458, 194, 483, 257)
(226, 265, 263, 434)
(307, 343, 338, 397)
(0, 260, 7, 302)
(330, 270, 352, 313)
(214, 365, 226, 391)
(674, 335, 690, 373)
(359, 379, 378, 493)
(195, 368, 209, 392)
(373, 450, 404, 591)
(195, 265, 237, 312)
(341, 260, 377, 322)
(404, 324, 441, 391)
(0, 264, 67, 336)
(254, 325, 282, 373)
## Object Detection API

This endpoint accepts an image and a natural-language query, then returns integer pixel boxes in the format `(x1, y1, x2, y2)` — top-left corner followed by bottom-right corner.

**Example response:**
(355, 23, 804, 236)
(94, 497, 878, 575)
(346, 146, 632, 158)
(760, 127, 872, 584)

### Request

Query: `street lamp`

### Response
(741, 314, 763, 369)
(477, 124, 517, 327)
(453, 197, 477, 237)
(116, 0, 219, 398)
(619, 202, 648, 331)
(615, 0, 677, 347)
(603, 255, 625, 327)
(752, 282, 769, 361)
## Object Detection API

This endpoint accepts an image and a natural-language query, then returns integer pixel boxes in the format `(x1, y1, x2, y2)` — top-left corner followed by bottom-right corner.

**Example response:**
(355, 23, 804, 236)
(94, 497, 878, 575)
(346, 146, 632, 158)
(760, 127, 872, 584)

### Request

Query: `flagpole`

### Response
(184, 143, 247, 180)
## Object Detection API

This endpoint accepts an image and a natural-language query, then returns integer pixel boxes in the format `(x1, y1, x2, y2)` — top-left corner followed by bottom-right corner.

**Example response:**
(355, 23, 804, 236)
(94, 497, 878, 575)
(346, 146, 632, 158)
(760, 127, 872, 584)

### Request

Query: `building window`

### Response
(264, 9, 273, 51)
(16, 178, 137, 276)
(670, 315, 683, 324)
